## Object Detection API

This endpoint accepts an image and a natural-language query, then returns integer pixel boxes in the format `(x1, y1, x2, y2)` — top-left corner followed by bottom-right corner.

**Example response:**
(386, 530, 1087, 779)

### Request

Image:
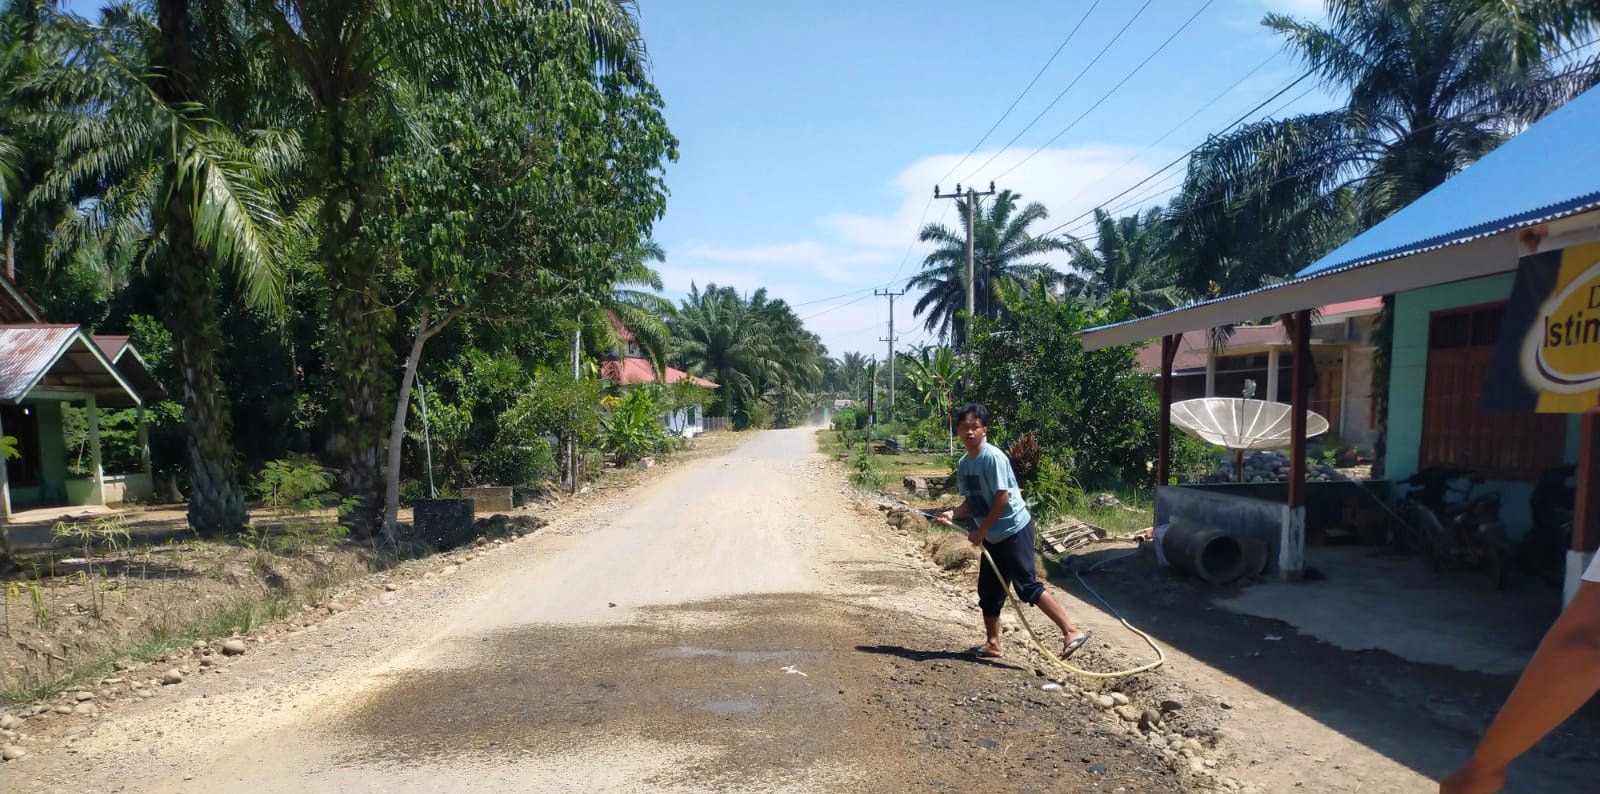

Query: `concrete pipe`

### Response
(1161, 519, 1251, 585)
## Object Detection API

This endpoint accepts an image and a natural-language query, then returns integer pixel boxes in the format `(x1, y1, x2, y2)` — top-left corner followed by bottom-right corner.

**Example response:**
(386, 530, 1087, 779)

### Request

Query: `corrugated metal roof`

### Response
(1297, 84, 1600, 278)
(0, 325, 142, 407)
(600, 357, 718, 389)
(0, 325, 81, 402)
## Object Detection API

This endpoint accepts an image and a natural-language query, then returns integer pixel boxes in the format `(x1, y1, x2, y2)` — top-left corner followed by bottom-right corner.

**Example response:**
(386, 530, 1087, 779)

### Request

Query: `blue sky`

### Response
(638, 0, 1337, 357)
(60, 0, 1336, 358)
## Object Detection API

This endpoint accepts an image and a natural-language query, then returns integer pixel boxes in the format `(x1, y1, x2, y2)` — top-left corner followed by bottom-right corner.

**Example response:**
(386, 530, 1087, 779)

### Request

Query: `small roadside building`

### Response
(0, 278, 164, 517)
(1080, 83, 1600, 601)
(600, 318, 719, 437)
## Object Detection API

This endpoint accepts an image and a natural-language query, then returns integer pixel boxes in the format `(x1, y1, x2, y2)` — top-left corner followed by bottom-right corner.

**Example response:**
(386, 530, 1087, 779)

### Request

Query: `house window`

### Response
(1419, 303, 1567, 481)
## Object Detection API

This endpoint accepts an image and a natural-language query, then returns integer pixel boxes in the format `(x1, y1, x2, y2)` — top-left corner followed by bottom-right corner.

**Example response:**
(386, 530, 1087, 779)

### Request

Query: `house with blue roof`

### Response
(1079, 82, 1600, 602)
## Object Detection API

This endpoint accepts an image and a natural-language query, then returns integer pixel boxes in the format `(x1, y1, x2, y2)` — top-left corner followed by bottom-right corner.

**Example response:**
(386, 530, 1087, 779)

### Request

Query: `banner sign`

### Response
(1483, 242, 1600, 413)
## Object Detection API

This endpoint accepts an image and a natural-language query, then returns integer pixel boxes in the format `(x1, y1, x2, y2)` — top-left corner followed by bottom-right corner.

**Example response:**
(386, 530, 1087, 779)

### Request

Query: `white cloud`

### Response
(657, 141, 1179, 357)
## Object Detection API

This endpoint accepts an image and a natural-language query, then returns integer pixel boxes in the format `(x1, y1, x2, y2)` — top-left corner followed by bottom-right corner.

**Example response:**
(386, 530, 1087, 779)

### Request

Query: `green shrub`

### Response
(603, 387, 672, 465)
(848, 448, 886, 491)
(1027, 455, 1083, 524)
(247, 457, 346, 554)
(853, 409, 869, 431)
(832, 409, 857, 432)
(744, 400, 772, 431)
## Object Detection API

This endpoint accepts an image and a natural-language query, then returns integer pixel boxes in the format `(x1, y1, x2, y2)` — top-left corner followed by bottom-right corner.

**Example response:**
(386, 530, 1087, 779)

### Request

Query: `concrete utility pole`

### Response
(876, 288, 904, 422)
(569, 328, 580, 493)
(934, 181, 996, 342)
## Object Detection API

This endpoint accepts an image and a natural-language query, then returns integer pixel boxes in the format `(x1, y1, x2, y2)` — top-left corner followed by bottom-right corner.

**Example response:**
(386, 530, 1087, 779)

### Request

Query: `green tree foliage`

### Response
(965, 283, 1157, 489)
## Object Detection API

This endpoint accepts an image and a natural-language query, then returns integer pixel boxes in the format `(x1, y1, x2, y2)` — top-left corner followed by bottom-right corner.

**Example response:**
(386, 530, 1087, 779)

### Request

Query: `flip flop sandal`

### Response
(1061, 631, 1092, 660)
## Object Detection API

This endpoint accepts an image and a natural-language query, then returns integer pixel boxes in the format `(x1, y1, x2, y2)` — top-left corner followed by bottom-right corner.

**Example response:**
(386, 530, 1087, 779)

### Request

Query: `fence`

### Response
(703, 415, 730, 432)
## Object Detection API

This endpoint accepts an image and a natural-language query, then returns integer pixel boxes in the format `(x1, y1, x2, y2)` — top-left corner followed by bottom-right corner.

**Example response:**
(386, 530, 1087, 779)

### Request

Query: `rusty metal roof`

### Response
(92, 335, 165, 403)
(0, 325, 142, 407)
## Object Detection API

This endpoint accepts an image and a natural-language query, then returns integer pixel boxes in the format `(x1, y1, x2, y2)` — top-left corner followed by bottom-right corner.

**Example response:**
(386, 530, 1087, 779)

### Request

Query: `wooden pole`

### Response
(1157, 334, 1177, 488)
(1574, 409, 1600, 555)
(1287, 312, 1311, 510)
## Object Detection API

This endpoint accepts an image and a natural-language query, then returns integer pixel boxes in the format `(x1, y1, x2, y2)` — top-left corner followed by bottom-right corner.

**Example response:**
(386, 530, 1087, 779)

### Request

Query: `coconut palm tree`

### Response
(1064, 207, 1185, 316)
(908, 189, 1067, 346)
(39, 3, 290, 535)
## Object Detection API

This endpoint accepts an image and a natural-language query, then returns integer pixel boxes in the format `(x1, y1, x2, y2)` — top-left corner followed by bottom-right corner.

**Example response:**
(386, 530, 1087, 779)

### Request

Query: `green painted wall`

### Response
(34, 400, 67, 505)
(1388, 274, 1580, 529)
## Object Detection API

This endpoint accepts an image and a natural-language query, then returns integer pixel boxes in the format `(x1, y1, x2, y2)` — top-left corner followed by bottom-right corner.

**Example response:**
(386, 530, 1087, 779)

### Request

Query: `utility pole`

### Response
(876, 288, 904, 422)
(568, 327, 580, 493)
(934, 181, 996, 342)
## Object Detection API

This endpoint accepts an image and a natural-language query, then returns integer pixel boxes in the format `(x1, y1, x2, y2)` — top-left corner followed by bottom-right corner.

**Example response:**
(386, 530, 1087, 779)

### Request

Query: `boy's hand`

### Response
(967, 528, 987, 546)
(932, 510, 955, 527)
(1440, 761, 1505, 794)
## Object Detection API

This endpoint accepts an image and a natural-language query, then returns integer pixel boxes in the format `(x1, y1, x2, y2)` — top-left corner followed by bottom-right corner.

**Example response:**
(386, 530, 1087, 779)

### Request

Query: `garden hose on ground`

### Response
(879, 498, 1164, 679)
(979, 544, 1165, 680)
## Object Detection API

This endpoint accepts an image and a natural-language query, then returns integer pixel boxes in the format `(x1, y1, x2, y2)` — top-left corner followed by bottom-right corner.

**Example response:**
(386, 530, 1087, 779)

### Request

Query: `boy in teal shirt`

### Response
(934, 403, 1090, 659)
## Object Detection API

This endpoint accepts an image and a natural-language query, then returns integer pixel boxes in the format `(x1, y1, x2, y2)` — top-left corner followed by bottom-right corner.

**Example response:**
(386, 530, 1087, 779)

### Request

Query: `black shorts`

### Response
(977, 521, 1044, 618)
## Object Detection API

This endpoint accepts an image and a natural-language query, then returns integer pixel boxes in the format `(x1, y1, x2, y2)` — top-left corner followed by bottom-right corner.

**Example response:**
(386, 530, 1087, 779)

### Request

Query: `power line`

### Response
(1033, 70, 1315, 240)
(959, 0, 1156, 183)
(988, 0, 1219, 182)
(1045, 50, 1283, 221)
(1040, 49, 1600, 244)
(934, 0, 1105, 186)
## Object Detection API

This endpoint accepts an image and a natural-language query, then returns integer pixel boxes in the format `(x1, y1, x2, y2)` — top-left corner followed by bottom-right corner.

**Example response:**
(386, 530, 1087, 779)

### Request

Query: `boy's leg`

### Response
(998, 523, 1087, 646)
(977, 544, 1007, 654)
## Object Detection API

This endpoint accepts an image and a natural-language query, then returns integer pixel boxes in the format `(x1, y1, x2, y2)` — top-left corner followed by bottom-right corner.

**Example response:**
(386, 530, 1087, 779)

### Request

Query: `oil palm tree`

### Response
(40, 3, 289, 535)
(837, 351, 870, 402)
(589, 238, 672, 373)
(908, 189, 1067, 346)
(1172, 0, 1600, 296)
(1064, 207, 1185, 316)
(670, 283, 767, 415)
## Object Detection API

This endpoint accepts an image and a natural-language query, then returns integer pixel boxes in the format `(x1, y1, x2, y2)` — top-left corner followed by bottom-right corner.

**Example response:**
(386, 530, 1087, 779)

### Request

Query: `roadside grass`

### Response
(1, 593, 305, 706)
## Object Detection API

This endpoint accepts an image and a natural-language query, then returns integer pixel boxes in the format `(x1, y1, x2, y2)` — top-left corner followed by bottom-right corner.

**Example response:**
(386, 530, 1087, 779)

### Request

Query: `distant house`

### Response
(1133, 298, 1382, 449)
(0, 275, 164, 517)
(599, 316, 718, 438)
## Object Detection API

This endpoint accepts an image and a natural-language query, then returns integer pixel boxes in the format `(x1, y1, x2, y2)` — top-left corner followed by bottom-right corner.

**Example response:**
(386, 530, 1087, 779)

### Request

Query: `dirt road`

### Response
(5, 430, 1189, 793)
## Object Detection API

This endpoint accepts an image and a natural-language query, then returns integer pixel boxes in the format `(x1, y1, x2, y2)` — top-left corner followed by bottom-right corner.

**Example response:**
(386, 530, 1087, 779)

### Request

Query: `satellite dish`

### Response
(1170, 398, 1330, 483)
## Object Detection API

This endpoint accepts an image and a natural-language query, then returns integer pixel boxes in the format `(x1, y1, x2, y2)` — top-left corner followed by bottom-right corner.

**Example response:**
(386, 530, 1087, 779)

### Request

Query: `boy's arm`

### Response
(1441, 580, 1600, 793)
(968, 489, 1008, 544)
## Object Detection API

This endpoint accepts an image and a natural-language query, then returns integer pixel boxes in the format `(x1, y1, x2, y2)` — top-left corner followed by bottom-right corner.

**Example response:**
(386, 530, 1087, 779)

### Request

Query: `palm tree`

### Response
(1172, 0, 1600, 296)
(670, 283, 767, 415)
(589, 238, 672, 373)
(836, 351, 869, 402)
(1064, 207, 1185, 316)
(40, 4, 288, 535)
(908, 189, 1067, 346)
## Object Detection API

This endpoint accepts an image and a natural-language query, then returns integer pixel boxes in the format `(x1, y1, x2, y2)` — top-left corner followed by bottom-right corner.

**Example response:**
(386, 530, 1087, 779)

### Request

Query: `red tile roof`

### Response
(601, 357, 717, 388)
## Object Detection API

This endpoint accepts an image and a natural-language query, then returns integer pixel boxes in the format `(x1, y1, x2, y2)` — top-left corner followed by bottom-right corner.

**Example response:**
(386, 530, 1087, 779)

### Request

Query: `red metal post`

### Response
(1575, 409, 1600, 554)
(1157, 334, 1177, 488)
(1287, 311, 1311, 509)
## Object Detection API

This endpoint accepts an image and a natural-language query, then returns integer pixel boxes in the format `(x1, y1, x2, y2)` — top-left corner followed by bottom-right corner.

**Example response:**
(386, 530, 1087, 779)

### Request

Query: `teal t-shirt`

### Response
(957, 442, 1031, 542)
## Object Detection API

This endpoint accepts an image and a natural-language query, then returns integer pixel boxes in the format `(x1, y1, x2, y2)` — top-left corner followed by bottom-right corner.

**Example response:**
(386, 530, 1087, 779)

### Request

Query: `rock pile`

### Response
(901, 475, 951, 497)
(1202, 451, 1342, 484)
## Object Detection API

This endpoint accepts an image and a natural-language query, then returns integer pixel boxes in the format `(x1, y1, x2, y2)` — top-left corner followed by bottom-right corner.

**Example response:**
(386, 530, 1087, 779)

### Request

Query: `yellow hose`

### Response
(979, 544, 1166, 680)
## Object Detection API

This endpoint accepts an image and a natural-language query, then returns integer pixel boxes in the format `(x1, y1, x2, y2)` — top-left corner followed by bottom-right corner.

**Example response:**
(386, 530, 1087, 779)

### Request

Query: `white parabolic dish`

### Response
(1170, 398, 1330, 451)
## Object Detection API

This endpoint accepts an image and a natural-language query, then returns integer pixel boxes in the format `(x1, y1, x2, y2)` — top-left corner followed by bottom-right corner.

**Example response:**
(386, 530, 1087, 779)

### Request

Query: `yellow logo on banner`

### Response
(1523, 245, 1600, 400)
